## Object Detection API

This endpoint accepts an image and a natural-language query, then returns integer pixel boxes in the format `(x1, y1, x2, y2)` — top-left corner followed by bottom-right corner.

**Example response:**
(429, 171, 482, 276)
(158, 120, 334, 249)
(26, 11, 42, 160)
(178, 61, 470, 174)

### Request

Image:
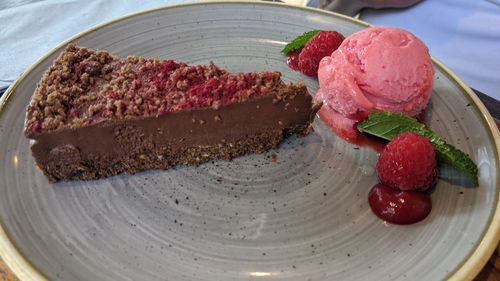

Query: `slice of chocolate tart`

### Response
(24, 44, 321, 182)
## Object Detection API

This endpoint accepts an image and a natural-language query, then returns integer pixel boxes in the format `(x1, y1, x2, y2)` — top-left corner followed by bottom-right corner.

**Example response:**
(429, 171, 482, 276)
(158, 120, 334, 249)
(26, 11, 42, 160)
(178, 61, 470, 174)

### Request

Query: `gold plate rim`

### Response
(0, 1, 498, 280)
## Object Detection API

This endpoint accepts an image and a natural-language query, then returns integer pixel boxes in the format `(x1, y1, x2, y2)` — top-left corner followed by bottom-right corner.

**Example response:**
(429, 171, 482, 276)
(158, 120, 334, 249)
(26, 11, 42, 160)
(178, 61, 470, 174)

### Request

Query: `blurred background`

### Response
(1, 0, 499, 104)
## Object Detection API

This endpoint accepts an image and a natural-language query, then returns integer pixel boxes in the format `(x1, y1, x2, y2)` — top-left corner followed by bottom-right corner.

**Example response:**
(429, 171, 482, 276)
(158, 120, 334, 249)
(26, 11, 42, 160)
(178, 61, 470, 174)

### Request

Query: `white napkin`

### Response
(0, 0, 185, 89)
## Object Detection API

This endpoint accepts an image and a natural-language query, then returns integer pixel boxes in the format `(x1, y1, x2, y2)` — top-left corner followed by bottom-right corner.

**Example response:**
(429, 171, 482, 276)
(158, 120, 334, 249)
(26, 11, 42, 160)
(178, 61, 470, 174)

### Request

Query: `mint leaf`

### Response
(357, 112, 479, 186)
(281, 30, 319, 54)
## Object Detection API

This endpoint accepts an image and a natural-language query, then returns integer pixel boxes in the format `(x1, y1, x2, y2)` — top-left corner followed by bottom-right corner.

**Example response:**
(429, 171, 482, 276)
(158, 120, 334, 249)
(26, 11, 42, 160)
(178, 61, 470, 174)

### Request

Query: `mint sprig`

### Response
(357, 112, 479, 186)
(281, 30, 319, 54)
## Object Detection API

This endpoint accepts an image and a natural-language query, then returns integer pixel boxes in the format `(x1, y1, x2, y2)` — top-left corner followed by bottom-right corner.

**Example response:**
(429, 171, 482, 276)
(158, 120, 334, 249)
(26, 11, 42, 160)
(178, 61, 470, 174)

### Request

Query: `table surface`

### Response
(0, 1, 499, 279)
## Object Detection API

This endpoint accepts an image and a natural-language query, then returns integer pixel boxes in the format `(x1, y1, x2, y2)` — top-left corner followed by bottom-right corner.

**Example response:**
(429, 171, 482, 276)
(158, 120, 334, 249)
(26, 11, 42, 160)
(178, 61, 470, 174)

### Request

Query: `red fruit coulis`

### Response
(368, 184, 432, 225)
(286, 49, 302, 71)
(317, 106, 386, 153)
(317, 103, 431, 153)
(316, 98, 434, 225)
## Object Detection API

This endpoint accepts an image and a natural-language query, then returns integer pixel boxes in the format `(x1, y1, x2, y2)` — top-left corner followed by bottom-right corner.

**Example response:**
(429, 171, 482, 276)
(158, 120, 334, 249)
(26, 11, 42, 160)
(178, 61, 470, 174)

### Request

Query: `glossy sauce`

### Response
(286, 31, 436, 224)
(368, 184, 432, 225)
(317, 106, 386, 153)
(316, 92, 433, 225)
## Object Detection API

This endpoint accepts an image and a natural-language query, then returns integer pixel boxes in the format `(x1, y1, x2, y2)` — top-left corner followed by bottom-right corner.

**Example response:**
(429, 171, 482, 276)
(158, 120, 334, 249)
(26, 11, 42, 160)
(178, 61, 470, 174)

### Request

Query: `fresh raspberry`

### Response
(376, 132, 437, 191)
(286, 49, 302, 71)
(298, 31, 343, 76)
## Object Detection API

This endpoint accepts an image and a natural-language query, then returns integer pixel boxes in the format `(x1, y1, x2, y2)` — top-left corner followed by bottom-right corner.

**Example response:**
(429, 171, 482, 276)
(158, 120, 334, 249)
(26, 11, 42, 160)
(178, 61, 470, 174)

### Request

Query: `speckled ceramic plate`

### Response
(0, 2, 499, 280)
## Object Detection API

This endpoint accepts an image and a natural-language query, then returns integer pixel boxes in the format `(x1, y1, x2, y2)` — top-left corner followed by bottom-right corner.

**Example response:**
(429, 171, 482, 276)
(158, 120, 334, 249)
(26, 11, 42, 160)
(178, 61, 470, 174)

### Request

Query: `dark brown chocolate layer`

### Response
(31, 92, 320, 182)
(26, 45, 322, 182)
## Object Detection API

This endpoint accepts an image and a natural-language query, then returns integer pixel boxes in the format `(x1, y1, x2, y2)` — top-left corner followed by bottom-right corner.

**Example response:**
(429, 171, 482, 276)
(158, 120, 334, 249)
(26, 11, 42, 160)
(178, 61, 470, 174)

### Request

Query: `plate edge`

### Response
(0, 1, 498, 280)
(431, 58, 500, 281)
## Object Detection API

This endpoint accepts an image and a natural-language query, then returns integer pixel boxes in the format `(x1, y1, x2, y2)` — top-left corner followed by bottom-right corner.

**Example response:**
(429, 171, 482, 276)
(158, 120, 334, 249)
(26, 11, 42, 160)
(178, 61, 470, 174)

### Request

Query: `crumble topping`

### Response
(25, 44, 296, 136)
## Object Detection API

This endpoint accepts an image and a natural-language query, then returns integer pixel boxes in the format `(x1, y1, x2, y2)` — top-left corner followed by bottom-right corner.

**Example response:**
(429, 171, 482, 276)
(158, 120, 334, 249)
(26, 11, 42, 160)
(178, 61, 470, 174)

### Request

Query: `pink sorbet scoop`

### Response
(316, 27, 434, 121)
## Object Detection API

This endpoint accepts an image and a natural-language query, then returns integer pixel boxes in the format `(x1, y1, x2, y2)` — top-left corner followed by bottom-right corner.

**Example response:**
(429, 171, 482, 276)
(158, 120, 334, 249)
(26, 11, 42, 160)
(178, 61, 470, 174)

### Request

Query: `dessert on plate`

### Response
(311, 27, 437, 224)
(25, 44, 321, 182)
(283, 26, 477, 224)
(315, 27, 434, 139)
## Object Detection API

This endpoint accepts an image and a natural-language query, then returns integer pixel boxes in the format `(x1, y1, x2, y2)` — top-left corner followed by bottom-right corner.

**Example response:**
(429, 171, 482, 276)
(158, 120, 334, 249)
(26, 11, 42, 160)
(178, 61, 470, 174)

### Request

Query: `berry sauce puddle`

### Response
(317, 105, 433, 225)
